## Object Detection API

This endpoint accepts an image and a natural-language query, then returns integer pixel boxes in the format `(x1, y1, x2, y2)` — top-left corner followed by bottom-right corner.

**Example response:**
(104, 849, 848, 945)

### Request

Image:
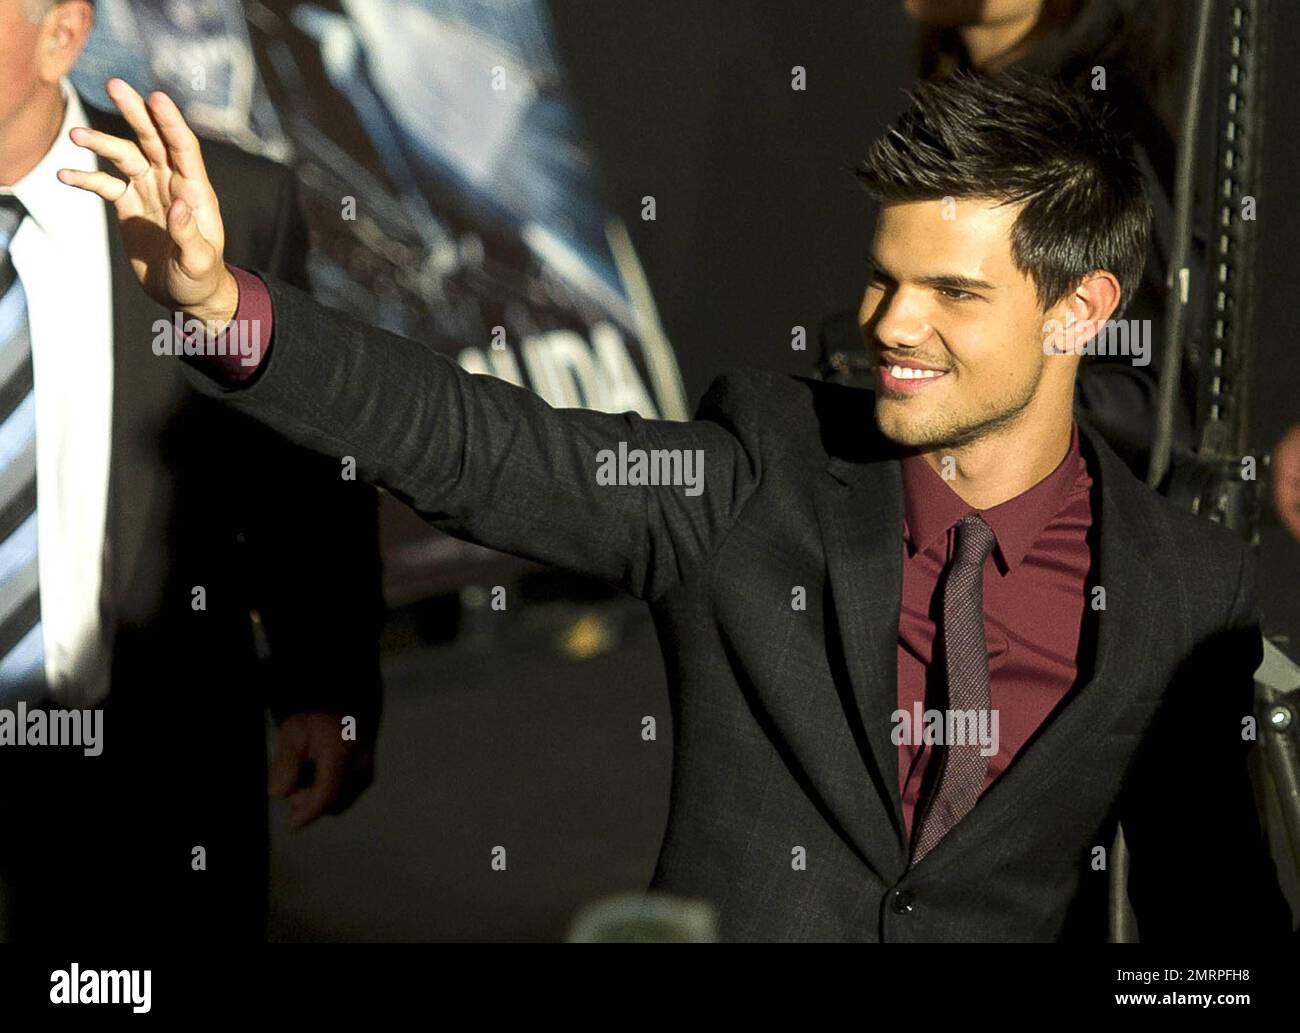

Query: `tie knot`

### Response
(0, 195, 26, 253)
(953, 513, 996, 569)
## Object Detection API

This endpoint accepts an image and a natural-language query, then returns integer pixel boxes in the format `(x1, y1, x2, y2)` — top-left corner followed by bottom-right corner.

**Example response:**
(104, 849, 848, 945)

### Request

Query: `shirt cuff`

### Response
(179, 264, 275, 386)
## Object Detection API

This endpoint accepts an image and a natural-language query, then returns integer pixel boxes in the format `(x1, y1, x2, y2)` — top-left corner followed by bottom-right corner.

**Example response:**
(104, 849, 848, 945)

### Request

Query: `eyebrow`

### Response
(866, 253, 997, 293)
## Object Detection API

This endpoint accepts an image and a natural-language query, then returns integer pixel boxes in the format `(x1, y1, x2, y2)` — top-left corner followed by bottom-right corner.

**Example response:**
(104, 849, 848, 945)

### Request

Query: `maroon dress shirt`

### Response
(897, 426, 1095, 841)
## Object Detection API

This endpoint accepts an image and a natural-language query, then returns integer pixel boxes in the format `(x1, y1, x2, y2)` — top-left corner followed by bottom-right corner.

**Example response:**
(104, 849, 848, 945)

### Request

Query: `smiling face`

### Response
(860, 196, 1073, 450)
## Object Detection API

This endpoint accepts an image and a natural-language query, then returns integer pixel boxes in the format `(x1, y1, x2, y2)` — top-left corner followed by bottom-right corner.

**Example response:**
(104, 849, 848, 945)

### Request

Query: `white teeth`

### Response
(889, 364, 944, 380)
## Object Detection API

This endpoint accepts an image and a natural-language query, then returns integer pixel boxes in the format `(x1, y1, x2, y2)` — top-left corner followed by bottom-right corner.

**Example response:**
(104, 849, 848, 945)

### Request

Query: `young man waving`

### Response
(59, 71, 1292, 942)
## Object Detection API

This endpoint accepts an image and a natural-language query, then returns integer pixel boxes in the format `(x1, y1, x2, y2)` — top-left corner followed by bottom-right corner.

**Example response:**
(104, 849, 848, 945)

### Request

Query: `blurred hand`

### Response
(269, 713, 376, 830)
(1274, 424, 1300, 543)
(56, 78, 236, 327)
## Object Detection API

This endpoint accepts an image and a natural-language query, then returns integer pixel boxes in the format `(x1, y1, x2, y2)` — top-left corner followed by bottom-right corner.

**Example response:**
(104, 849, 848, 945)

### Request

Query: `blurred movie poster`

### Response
(74, 0, 688, 423)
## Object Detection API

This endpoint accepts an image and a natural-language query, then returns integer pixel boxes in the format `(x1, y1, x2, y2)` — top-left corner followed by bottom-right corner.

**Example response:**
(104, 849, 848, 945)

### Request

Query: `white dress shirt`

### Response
(2, 80, 113, 707)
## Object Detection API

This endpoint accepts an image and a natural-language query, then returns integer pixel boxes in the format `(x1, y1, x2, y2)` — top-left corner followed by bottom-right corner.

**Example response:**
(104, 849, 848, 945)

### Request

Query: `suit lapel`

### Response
(813, 451, 908, 875)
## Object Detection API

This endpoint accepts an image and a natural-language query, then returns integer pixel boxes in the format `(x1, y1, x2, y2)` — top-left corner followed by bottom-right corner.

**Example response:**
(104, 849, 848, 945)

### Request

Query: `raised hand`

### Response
(57, 78, 237, 327)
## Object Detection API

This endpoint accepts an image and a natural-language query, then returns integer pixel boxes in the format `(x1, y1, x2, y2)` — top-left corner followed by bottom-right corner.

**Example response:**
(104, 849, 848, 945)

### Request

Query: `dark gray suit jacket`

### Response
(187, 273, 1292, 943)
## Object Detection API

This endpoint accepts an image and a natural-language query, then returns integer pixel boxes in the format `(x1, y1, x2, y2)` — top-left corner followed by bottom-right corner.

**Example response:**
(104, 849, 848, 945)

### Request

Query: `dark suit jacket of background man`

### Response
(188, 273, 1292, 943)
(0, 103, 383, 942)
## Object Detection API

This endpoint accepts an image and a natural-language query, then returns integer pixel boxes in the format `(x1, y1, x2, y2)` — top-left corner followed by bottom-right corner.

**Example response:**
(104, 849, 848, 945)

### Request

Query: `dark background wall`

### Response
(550, 0, 913, 402)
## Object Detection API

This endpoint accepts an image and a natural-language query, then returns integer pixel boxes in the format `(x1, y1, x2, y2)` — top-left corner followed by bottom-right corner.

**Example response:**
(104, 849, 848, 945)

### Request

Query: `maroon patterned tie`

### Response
(910, 513, 998, 865)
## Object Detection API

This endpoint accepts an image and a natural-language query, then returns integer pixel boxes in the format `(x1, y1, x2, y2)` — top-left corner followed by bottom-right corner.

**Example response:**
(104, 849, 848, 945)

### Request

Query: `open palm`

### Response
(57, 78, 234, 324)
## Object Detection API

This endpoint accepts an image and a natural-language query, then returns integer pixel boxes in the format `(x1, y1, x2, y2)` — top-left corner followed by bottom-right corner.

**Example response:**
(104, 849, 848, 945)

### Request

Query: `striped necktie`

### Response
(0, 195, 45, 704)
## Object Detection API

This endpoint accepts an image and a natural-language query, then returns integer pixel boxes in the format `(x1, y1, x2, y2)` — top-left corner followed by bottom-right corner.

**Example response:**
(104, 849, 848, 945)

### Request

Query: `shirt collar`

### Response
(901, 420, 1084, 573)
(1, 80, 99, 235)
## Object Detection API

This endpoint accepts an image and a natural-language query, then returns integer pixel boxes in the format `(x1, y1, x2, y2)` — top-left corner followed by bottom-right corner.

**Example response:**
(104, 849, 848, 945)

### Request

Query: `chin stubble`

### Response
(876, 359, 1045, 451)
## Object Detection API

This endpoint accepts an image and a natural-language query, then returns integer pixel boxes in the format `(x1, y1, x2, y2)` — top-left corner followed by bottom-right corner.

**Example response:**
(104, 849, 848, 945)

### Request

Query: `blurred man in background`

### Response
(0, 0, 383, 941)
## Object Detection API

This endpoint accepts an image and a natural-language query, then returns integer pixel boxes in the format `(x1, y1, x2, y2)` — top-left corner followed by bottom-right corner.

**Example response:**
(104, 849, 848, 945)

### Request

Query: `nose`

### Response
(866, 286, 933, 352)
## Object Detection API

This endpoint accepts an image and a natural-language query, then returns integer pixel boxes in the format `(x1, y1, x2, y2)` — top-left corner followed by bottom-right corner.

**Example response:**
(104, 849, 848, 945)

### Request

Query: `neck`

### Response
(0, 82, 66, 187)
(920, 405, 1072, 510)
(959, 10, 1043, 73)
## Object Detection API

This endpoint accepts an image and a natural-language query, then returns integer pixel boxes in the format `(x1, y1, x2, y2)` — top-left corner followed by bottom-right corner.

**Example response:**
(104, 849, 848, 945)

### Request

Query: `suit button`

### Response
(891, 890, 914, 914)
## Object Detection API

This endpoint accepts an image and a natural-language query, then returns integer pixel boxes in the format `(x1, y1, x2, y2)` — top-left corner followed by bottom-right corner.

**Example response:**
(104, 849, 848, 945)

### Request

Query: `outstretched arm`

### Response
(59, 80, 762, 601)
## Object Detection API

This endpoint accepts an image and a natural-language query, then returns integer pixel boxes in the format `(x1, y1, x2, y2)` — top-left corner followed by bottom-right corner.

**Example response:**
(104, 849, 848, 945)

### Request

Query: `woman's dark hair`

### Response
(855, 69, 1151, 317)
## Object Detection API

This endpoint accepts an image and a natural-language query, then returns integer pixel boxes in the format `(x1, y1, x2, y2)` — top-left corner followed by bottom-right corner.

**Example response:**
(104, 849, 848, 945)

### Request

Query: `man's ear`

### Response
(35, 0, 95, 86)
(1050, 271, 1123, 357)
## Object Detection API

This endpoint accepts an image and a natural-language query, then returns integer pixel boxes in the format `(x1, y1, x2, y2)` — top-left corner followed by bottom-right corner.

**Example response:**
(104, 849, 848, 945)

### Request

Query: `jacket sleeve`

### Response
(187, 271, 766, 604)
(239, 168, 386, 727)
(1119, 545, 1295, 941)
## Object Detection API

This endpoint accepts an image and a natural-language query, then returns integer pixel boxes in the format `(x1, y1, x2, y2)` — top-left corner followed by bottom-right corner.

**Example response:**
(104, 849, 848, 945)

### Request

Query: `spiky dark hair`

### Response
(855, 69, 1151, 318)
